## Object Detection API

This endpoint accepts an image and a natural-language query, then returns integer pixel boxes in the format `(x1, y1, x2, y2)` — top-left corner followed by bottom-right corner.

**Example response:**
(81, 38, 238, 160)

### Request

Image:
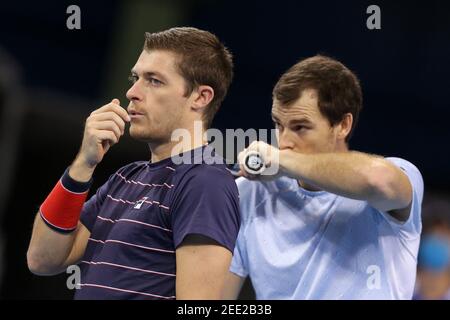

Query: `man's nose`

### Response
(278, 129, 295, 150)
(126, 81, 143, 102)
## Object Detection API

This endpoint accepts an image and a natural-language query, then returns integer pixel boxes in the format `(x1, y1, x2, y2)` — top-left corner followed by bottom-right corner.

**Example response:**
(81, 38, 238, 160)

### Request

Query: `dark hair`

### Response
(144, 27, 233, 128)
(273, 55, 362, 142)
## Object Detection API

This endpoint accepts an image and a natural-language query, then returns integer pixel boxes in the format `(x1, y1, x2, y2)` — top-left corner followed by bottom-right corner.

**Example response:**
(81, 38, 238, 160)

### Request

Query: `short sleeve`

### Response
(79, 174, 114, 231)
(170, 165, 240, 253)
(229, 177, 259, 277)
(381, 157, 424, 238)
(229, 226, 249, 278)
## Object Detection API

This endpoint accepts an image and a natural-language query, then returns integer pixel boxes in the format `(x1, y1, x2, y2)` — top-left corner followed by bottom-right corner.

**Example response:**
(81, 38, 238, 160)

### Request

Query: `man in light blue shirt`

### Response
(224, 55, 423, 300)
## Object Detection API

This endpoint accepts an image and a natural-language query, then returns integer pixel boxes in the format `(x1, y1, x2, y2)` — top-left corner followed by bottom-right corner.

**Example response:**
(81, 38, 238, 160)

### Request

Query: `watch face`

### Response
(245, 153, 264, 174)
(224, 153, 265, 176)
(247, 154, 263, 170)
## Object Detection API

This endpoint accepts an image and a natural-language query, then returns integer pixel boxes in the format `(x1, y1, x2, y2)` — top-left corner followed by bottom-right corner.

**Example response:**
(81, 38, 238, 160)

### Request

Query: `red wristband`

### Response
(40, 169, 91, 233)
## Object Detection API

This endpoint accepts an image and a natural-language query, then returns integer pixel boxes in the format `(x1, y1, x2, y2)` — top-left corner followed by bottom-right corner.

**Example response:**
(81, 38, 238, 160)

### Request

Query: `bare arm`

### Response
(239, 142, 413, 221)
(280, 150, 413, 220)
(27, 217, 90, 275)
(27, 157, 96, 275)
(175, 235, 234, 299)
(27, 99, 130, 275)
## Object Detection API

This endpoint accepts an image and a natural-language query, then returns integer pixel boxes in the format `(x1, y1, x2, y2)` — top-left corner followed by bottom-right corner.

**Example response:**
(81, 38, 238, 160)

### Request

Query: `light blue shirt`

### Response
(230, 157, 423, 299)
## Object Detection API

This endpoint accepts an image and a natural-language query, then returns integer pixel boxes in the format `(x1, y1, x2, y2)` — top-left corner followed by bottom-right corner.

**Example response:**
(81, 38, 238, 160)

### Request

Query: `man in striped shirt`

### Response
(26, 27, 240, 299)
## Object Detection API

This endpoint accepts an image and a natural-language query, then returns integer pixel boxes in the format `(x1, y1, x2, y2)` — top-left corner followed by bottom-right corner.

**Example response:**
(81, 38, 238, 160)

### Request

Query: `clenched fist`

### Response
(69, 99, 130, 182)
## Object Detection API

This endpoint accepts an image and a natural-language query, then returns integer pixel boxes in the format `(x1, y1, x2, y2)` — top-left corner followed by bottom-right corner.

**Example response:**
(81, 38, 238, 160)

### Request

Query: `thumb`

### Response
(102, 140, 111, 153)
(111, 98, 120, 105)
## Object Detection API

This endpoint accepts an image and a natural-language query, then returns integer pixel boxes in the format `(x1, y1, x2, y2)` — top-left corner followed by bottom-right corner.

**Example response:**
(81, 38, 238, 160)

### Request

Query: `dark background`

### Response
(0, 0, 448, 299)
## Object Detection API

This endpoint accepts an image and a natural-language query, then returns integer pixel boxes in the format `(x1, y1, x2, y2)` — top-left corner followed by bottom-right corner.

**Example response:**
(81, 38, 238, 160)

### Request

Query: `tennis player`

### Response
(27, 27, 240, 300)
(224, 55, 424, 299)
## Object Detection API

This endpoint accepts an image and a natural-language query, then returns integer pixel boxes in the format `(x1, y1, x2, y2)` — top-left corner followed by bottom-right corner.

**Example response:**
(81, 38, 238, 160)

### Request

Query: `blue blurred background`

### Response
(0, 0, 449, 299)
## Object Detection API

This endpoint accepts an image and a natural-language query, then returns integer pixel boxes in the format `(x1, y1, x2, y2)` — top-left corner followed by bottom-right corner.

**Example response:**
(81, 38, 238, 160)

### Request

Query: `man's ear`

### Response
(337, 113, 353, 141)
(191, 85, 214, 112)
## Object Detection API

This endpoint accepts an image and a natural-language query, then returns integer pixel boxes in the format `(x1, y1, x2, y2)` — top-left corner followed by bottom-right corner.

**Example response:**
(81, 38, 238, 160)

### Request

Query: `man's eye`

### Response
(274, 122, 284, 131)
(128, 75, 138, 83)
(149, 78, 163, 86)
(293, 125, 305, 131)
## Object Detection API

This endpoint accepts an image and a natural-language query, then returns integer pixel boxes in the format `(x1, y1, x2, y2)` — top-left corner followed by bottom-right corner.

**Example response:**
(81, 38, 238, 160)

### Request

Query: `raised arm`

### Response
(239, 142, 413, 221)
(27, 99, 130, 275)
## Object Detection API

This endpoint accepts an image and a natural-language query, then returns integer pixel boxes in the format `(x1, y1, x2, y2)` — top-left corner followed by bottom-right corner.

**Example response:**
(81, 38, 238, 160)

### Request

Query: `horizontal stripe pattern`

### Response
(96, 215, 172, 232)
(88, 237, 175, 254)
(79, 283, 175, 299)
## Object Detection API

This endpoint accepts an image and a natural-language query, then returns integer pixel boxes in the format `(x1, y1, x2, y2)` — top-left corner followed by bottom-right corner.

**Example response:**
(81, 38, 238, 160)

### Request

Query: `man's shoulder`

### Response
(236, 176, 296, 198)
(177, 162, 236, 188)
(235, 176, 298, 223)
(385, 157, 424, 193)
(385, 157, 421, 173)
(236, 177, 263, 197)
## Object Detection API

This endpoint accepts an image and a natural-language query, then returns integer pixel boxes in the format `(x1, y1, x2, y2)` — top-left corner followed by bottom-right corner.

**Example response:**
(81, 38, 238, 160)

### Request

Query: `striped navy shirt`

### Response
(74, 146, 240, 299)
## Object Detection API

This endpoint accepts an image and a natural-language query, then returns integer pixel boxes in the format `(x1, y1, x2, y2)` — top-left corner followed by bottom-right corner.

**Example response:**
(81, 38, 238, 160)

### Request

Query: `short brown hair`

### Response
(273, 55, 362, 142)
(144, 27, 233, 128)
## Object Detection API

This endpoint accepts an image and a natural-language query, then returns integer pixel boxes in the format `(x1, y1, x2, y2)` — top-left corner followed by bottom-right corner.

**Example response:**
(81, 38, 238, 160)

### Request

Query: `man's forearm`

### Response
(279, 150, 404, 204)
(27, 157, 94, 275)
(27, 214, 77, 275)
(69, 154, 97, 183)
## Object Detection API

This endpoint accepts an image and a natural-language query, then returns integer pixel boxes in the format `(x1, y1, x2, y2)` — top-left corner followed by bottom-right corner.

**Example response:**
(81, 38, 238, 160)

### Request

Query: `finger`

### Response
(239, 162, 253, 179)
(237, 149, 247, 165)
(90, 112, 125, 135)
(236, 168, 246, 178)
(91, 101, 130, 122)
(248, 140, 259, 151)
(237, 170, 245, 177)
(102, 140, 111, 154)
(108, 102, 131, 122)
(92, 120, 122, 140)
(95, 129, 119, 146)
(89, 112, 126, 134)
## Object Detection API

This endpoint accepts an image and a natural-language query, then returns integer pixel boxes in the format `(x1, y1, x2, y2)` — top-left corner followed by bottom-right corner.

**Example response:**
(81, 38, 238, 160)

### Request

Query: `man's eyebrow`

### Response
(271, 114, 313, 126)
(130, 69, 167, 80)
(144, 71, 167, 80)
(290, 118, 313, 125)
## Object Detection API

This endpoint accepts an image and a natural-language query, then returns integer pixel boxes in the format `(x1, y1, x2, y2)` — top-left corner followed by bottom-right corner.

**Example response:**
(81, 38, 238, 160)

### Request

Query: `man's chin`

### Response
(129, 129, 165, 144)
(129, 129, 150, 141)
